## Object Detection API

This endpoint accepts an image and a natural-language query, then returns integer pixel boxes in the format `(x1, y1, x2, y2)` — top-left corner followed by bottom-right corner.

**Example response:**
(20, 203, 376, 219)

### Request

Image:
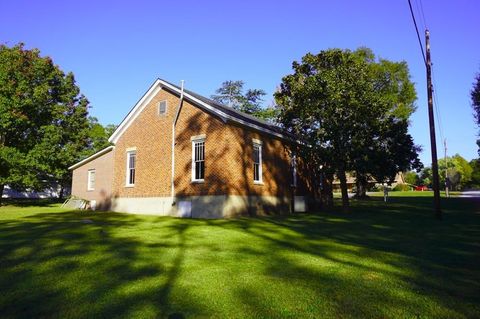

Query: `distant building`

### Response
(332, 172, 406, 192)
(2, 184, 67, 199)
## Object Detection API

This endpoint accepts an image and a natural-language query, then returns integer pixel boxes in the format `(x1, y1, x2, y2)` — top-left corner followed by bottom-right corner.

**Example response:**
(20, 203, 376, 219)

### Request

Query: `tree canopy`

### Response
(275, 48, 421, 211)
(472, 71, 480, 154)
(211, 80, 278, 120)
(0, 43, 108, 200)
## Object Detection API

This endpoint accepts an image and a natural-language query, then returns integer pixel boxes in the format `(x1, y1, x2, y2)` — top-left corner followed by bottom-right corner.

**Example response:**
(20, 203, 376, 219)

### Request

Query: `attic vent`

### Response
(159, 100, 167, 115)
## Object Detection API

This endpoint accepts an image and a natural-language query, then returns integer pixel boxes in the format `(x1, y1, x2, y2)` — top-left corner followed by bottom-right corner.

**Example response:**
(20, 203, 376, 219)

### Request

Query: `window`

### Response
(87, 169, 96, 191)
(159, 100, 167, 115)
(126, 151, 136, 186)
(192, 139, 205, 182)
(253, 142, 262, 183)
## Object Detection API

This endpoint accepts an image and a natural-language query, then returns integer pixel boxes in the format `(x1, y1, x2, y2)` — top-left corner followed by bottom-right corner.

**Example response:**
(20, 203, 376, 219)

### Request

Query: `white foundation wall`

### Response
(111, 195, 308, 218)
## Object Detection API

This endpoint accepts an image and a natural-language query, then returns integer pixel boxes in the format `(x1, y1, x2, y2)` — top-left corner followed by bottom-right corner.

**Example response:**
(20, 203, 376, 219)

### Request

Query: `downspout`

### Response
(171, 80, 185, 205)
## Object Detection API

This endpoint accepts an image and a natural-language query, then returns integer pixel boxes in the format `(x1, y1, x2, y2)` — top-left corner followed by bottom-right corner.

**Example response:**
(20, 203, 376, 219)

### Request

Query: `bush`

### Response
(392, 184, 411, 191)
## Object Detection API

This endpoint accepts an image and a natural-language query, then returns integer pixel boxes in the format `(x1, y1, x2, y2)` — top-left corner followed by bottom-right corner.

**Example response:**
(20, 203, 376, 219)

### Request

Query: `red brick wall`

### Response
(71, 149, 114, 209)
(111, 85, 310, 199)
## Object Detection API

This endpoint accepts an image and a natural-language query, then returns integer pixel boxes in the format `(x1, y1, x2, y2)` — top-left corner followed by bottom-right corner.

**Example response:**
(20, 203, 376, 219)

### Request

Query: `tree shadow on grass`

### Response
(1, 198, 63, 207)
(0, 210, 204, 318)
(0, 197, 479, 318)
(205, 196, 480, 318)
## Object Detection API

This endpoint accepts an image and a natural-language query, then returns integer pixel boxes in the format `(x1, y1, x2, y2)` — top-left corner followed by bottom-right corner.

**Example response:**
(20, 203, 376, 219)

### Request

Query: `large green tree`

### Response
(349, 48, 420, 197)
(275, 48, 421, 211)
(472, 71, 480, 153)
(0, 43, 92, 201)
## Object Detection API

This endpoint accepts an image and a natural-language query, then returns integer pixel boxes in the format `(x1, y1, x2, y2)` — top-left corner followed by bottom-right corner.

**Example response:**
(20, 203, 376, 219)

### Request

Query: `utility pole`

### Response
(426, 29, 442, 219)
(444, 139, 449, 198)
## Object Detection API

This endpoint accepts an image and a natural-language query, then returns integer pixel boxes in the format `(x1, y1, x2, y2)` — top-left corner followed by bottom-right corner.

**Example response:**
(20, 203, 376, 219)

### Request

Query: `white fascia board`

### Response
(68, 146, 115, 170)
(108, 80, 162, 144)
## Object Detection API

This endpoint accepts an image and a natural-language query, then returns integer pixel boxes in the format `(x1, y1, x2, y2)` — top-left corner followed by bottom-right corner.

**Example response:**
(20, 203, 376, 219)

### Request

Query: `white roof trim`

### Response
(108, 78, 291, 144)
(68, 146, 115, 170)
(108, 80, 162, 143)
(157, 79, 291, 140)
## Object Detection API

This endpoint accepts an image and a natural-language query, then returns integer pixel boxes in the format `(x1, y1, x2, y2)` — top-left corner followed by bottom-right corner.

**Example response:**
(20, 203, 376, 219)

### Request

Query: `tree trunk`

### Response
(337, 168, 350, 212)
(355, 172, 368, 199)
(59, 184, 64, 200)
(321, 173, 334, 208)
(0, 184, 4, 206)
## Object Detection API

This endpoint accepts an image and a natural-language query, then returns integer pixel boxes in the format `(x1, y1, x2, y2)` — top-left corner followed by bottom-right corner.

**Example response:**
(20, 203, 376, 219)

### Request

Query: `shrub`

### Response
(392, 184, 411, 191)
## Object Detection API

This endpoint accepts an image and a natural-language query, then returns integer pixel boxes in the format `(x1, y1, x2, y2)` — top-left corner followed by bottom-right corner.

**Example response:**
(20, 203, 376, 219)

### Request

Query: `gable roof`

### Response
(68, 146, 114, 170)
(108, 78, 290, 144)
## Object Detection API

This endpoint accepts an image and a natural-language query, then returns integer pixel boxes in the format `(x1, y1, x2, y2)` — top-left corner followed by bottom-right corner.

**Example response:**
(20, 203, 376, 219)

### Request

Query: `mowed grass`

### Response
(0, 195, 479, 318)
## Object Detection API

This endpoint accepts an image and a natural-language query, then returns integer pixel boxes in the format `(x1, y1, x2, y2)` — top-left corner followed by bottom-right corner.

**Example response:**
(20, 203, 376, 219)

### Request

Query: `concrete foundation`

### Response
(111, 195, 308, 218)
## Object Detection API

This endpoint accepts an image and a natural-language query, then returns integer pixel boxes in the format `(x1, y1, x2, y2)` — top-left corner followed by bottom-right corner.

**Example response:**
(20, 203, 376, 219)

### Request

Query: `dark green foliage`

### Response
(0, 43, 112, 199)
(468, 159, 480, 189)
(84, 117, 116, 157)
(472, 71, 480, 153)
(275, 48, 421, 210)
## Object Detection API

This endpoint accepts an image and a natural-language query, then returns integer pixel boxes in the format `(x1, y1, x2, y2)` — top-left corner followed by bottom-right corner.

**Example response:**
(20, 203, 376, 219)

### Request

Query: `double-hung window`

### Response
(192, 137, 205, 182)
(87, 169, 96, 191)
(253, 140, 262, 183)
(126, 150, 136, 186)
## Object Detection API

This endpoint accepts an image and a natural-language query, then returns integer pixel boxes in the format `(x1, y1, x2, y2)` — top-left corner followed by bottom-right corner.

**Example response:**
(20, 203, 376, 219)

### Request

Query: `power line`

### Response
(407, 0, 427, 66)
(417, 0, 427, 29)
(432, 71, 445, 143)
(407, 0, 446, 148)
(414, 0, 426, 31)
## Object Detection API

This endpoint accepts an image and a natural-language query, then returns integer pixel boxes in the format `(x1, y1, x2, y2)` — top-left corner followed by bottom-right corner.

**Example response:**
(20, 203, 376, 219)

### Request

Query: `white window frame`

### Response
(87, 169, 96, 191)
(126, 150, 136, 187)
(158, 100, 167, 115)
(191, 137, 205, 183)
(253, 139, 263, 184)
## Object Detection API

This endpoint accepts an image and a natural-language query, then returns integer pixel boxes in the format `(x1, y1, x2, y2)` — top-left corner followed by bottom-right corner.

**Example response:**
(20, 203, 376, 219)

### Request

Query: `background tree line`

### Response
(405, 154, 480, 191)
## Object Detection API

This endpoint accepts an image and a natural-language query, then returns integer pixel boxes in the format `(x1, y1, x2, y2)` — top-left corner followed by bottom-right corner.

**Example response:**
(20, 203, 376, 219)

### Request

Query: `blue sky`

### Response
(1, 0, 479, 165)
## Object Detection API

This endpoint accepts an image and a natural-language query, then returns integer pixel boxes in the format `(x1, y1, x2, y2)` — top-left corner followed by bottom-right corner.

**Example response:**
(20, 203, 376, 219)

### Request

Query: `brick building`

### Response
(69, 78, 313, 218)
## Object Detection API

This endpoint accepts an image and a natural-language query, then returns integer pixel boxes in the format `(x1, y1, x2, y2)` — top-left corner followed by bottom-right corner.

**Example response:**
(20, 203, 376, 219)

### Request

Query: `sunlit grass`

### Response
(0, 196, 478, 318)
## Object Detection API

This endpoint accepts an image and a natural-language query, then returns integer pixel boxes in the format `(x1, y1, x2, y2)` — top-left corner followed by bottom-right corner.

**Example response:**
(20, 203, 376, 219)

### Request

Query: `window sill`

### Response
(254, 181, 264, 185)
(191, 180, 205, 184)
(87, 189, 95, 192)
(125, 184, 135, 188)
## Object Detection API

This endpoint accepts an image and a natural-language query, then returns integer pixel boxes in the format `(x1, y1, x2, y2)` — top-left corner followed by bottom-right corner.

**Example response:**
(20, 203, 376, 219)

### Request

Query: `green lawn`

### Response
(0, 195, 479, 318)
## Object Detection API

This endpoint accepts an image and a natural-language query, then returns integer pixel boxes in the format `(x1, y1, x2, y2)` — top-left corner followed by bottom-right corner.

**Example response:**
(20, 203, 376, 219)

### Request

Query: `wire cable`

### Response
(407, 0, 427, 66)
(417, 0, 427, 29)
(432, 70, 445, 144)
